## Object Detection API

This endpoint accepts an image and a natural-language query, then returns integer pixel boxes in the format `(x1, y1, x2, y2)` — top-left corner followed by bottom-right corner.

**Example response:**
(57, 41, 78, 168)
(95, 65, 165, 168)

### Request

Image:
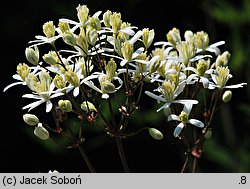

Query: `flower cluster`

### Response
(3, 4, 247, 172)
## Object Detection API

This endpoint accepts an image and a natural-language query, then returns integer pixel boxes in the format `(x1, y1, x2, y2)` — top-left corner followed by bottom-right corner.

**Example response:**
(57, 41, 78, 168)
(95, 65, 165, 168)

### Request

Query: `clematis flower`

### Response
(168, 103, 204, 137)
(145, 80, 198, 112)
(22, 71, 64, 112)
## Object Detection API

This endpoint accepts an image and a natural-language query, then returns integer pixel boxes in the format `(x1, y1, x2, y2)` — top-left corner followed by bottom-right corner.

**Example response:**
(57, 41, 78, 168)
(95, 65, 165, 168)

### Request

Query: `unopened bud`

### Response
(121, 41, 134, 61)
(86, 26, 98, 46)
(81, 101, 97, 112)
(34, 123, 49, 140)
(222, 90, 232, 103)
(58, 100, 72, 112)
(142, 28, 155, 49)
(23, 114, 39, 126)
(43, 51, 59, 65)
(43, 21, 55, 38)
(166, 27, 181, 47)
(148, 128, 163, 140)
(25, 46, 39, 65)
(215, 51, 231, 67)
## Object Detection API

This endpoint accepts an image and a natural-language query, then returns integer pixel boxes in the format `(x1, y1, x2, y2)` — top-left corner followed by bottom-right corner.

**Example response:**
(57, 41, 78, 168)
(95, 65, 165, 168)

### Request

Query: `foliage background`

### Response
(0, 0, 249, 172)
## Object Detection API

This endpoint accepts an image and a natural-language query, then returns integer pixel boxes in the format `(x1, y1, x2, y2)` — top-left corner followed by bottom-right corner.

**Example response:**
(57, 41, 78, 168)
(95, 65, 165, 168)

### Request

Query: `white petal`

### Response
(73, 87, 80, 97)
(183, 103, 193, 116)
(224, 83, 247, 89)
(200, 77, 209, 88)
(173, 99, 198, 105)
(22, 99, 44, 112)
(119, 27, 135, 36)
(46, 101, 53, 112)
(145, 91, 166, 102)
(22, 93, 41, 99)
(168, 114, 180, 121)
(132, 47, 144, 59)
(120, 59, 128, 67)
(3, 81, 24, 92)
(174, 123, 185, 137)
(102, 93, 109, 99)
(157, 102, 171, 112)
(189, 119, 204, 128)
(129, 30, 143, 44)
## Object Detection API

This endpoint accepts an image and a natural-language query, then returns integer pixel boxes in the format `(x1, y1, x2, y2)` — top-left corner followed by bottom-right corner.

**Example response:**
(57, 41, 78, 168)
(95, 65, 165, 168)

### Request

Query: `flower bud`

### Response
(148, 128, 163, 140)
(53, 74, 66, 89)
(121, 41, 134, 61)
(62, 32, 76, 46)
(105, 58, 117, 79)
(194, 31, 209, 50)
(103, 10, 112, 27)
(184, 30, 194, 41)
(110, 12, 122, 34)
(196, 59, 210, 76)
(34, 123, 49, 140)
(43, 21, 55, 38)
(58, 100, 72, 112)
(16, 63, 30, 81)
(215, 51, 231, 67)
(222, 90, 232, 103)
(101, 78, 116, 94)
(142, 28, 155, 49)
(23, 114, 39, 126)
(58, 21, 70, 33)
(149, 58, 160, 73)
(25, 46, 39, 65)
(76, 28, 89, 55)
(81, 101, 97, 112)
(76, 4, 89, 25)
(86, 26, 98, 46)
(89, 17, 101, 31)
(64, 68, 80, 87)
(43, 51, 59, 65)
(166, 27, 181, 47)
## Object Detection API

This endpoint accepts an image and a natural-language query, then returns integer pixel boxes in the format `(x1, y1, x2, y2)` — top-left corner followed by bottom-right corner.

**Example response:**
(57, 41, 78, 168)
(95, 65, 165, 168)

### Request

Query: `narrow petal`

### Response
(46, 101, 53, 113)
(145, 91, 166, 102)
(157, 102, 171, 112)
(183, 103, 193, 116)
(224, 83, 247, 89)
(168, 114, 180, 121)
(173, 99, 198, 105)
(132, 47, 144, 59)
(22, 100, 44, 112)
(174, 123, 185, 137)
(3, 81, 24, 92)
(22, 93, 41, 99)
(189, 119, 204, 128)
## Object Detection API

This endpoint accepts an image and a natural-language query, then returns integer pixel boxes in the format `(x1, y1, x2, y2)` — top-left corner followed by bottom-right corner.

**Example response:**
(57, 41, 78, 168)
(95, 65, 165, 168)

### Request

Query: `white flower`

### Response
(168, 103, 204, 137)
(208, 66, 247, 89)
(145, 80, 198, 112)
(22, 71, 64, 112)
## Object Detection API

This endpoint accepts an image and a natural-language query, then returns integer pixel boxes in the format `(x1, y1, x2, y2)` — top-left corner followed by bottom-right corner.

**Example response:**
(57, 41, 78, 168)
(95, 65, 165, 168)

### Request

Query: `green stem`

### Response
(115, 137, 130, 172)
(78, 144, 96, 173)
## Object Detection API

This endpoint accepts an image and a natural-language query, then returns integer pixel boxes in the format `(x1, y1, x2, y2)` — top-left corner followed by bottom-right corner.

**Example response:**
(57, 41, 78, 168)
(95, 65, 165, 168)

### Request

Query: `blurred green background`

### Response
(0, 0, 249, 172)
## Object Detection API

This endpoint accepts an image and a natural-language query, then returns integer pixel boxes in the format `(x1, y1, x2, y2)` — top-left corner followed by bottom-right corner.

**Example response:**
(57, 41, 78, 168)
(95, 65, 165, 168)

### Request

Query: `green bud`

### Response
(86, 26, 98, 46)
(43, 51, 59, 65)
(194, 31, 209, 50)
(142, 28, 155, 49)
(100, 77, 116, 94)
(42, 21, 55, 38)
(103, 10, 112, 27)
(166, 27, 181, 47)
(16, 63, 30, 81)
(76, 28, 88, 55)
(58, 21, 70, 33)
(149, 58, 160, 74)
(110, 12, 122, 34)
(53, 74, 66, 89)
(105, 58, 117, 79)
(62, 32, 76, 46)
(76, 4, 89, 25)
(89, 17, 101, 31)
(81, 101, 97, 112)
(64, 68, 80, 87)
(23, 114, 39, 126)
(148, 128, 163, 140)
(121, 41, 134, 61)
(215, 51, 231, 67)
(34, 123, 49, 140)
(58, 100, 72, 112)
(25, 46, 39, 65)
(222, 90, 232, 103)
